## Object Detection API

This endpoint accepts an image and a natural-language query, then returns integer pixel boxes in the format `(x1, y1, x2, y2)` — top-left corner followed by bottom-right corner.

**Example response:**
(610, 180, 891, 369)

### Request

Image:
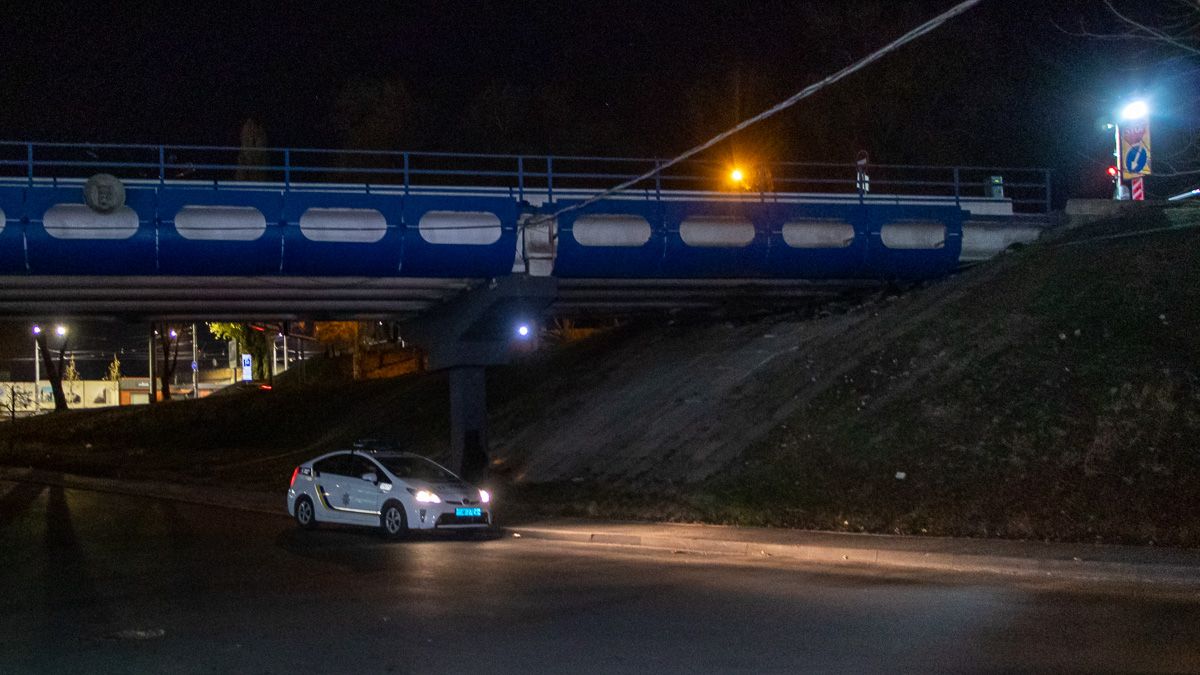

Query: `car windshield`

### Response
(377, 456, 460, 483)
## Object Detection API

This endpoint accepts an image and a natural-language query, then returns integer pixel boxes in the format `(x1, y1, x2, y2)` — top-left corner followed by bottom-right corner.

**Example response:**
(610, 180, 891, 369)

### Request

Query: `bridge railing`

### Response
(0, 142, 1052, 213)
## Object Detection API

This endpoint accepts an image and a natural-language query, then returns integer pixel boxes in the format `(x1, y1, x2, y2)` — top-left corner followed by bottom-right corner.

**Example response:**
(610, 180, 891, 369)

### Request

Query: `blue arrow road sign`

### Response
(1125, 145, 1148, 174)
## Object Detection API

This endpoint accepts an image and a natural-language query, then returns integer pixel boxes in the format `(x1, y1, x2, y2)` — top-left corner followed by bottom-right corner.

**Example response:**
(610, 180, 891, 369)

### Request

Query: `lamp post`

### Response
(32, 325, 41, 411)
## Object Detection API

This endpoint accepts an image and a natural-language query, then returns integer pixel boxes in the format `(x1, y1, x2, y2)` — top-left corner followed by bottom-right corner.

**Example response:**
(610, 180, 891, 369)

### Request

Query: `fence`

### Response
(0, 142, 1053, 213)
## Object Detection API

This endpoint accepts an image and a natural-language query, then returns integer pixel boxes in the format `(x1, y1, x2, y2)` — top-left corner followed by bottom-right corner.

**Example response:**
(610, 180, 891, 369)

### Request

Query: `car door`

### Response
(346, 456, 389, 516)
(312, 453, 358, 524)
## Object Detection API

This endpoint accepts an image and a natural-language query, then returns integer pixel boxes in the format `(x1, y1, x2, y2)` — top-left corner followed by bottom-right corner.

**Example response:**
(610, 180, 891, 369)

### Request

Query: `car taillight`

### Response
(290, 467, 300, 487)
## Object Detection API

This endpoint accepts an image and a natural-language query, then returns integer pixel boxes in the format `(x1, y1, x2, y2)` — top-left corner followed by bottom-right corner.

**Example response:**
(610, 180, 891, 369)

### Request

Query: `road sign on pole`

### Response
(1131, 176, 1145, 201)
(1120, 117, 1151, 179)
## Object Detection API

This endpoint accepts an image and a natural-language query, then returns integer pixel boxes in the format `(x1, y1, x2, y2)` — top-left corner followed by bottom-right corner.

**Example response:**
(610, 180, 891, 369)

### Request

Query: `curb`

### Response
(509, 525, 1200, 587)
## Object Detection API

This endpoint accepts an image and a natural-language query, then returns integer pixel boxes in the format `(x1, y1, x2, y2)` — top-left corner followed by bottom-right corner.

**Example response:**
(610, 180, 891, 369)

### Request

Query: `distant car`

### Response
(287, 449, 492, 538)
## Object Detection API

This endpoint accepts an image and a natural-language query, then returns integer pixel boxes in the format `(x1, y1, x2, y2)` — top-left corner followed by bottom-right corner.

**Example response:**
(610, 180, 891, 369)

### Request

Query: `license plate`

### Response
(456, 507, 482, 517)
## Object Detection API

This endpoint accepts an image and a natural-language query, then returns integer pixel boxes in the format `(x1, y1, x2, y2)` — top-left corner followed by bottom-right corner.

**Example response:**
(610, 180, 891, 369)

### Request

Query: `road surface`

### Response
(1, 479, 1198, 673)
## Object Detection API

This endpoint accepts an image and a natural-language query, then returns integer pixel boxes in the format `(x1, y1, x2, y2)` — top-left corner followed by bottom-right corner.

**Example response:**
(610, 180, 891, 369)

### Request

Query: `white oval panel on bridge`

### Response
(300, 208, 387, 243)
(44, 204, 139, 240)
(679, 216, 756, 248)
(782, 220, 855, 248)
(880, 222, 946, 249)
(418, 211, 502, 245)
(573, 215, 652, 247)
(174, 206, 267, 241)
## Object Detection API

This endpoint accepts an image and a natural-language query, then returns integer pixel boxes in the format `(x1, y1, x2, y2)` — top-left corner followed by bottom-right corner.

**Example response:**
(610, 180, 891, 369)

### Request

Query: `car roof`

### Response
(305, 449, 426, 463)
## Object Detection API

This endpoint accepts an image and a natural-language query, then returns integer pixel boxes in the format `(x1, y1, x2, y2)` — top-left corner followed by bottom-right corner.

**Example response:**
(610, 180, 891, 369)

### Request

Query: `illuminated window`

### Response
(782, 220, 855, 248)
(44, 204, 139, 240)
(418, 211, 502, 245)
(573, 214, 651, 247)
(300, 208, 387, 243)
(679, 217, 755, 248)
(175, 206, 267, 241)
(880, 222, 946, 249)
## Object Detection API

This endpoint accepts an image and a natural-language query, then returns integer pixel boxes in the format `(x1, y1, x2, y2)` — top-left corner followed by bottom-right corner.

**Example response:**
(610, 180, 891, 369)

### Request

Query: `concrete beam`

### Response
(402, 275, 558, 370)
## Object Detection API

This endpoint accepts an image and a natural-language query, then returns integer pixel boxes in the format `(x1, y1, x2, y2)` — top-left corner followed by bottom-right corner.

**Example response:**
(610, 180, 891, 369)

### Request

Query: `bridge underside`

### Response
(1, 275, 883, 321)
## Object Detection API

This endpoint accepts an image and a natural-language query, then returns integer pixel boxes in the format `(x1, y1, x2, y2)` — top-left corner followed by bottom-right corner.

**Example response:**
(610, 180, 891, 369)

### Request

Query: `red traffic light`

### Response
(1107, 166, 1119, 177)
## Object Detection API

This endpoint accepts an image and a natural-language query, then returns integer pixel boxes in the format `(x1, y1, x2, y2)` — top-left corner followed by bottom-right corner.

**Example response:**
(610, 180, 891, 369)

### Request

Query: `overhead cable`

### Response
(526, 0, 984, 227)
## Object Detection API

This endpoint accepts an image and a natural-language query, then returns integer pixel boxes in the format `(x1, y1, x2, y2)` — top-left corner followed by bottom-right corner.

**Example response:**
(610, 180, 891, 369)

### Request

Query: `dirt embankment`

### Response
(3, 206, 1199, 545)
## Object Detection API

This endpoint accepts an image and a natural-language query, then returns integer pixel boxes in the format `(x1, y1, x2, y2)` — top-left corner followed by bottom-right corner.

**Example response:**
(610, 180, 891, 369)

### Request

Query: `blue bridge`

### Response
(0, 142, 1050, 319)
(1, 141, 1052, 472)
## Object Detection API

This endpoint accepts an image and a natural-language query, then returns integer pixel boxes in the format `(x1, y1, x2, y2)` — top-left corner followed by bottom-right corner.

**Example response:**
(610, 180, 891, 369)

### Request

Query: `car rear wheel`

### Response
(381, 502, 408, 540)
(294, 496, 317, 530)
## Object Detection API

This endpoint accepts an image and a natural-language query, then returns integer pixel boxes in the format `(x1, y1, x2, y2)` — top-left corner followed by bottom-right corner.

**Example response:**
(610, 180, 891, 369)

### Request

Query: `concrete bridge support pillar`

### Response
(403, 276, 558, 478)
(448, 366, 488, 483)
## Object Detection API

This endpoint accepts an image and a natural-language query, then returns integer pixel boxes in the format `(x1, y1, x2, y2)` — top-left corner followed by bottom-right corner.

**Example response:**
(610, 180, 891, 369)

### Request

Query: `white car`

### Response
(286, 450, 492, 538)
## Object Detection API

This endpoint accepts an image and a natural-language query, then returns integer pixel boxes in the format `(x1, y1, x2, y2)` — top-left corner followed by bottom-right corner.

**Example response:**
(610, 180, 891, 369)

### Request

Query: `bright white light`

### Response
(730, 168, 745, 183)
(32, 325, 41, 335)
(54, 325, 67, 337)
(479, 489, 491, 503)
(169, 329, 178, 339)
(415, 490, 441, 504)
(1120, 100, 1149, 120)
(516, 324, 530, 338)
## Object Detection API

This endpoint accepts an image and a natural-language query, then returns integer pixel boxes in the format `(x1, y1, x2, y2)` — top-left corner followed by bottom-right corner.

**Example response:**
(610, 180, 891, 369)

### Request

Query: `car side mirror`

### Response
(361, 472, 378, 483)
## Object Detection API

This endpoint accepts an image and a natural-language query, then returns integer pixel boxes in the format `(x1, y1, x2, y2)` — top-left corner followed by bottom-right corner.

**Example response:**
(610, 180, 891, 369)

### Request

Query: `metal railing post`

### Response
(283, 148, 291, 189)
(654, 160, 662, 200)
(403, 152, 410, 195)
(953, 167, 960, 207)
(1043, 169, 1052, 213)
(546, 156, 554, 203)
(517, 156, 525, 202)
(158, 146, 166, 185)
(26, 143, 33, 187)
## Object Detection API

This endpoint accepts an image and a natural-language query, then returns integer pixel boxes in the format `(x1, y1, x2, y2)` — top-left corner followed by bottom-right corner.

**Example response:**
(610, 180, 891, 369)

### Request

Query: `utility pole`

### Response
(148, 328, 156, 404)
(192, 322, 199, 399)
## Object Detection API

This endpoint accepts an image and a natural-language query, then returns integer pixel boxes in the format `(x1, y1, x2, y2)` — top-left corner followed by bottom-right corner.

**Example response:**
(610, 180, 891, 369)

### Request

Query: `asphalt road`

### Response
(1, 479, 1199, 674)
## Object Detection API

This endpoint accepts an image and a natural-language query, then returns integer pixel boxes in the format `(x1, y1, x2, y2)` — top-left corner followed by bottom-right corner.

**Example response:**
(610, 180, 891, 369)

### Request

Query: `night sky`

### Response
(0, 0, 1196, 375)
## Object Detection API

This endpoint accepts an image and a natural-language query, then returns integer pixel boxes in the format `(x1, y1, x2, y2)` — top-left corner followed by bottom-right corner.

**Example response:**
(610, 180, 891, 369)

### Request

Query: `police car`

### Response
(287, 449, 491, 538)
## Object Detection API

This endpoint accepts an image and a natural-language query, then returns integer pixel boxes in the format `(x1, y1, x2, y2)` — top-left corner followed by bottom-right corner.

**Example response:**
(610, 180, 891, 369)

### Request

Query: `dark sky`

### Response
(0, 1, 1196, 374)
(2, 1, 1194, 186)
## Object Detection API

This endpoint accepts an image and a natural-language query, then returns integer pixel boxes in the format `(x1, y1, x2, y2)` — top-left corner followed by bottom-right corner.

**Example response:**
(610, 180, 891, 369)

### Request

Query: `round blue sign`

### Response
(1124, 145, 1148, 174)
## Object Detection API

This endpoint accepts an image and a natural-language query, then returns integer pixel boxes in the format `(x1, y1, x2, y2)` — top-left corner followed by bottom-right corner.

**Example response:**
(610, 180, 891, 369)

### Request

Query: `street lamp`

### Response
(1121, 100, 1149, 121)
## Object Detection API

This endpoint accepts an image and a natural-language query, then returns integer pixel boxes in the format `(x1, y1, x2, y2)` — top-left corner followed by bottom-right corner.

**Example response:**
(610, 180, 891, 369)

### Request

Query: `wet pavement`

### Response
(1, 479, 1199, 673)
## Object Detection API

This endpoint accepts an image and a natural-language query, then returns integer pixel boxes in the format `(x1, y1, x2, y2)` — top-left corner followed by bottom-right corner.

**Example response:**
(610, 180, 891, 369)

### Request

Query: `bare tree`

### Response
(236, 119, 270, 181)
(156, 324, 182, 401)
(4, 384, 33, 422)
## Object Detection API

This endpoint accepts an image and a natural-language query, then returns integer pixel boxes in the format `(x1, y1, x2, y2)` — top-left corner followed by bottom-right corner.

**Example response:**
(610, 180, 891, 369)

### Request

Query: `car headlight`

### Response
(411, 489, 440, 504)
(479, 489, 491, 503)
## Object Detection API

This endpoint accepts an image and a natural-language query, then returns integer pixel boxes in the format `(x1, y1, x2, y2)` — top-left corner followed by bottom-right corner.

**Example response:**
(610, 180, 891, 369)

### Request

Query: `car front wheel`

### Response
(381, 502, 408, 540)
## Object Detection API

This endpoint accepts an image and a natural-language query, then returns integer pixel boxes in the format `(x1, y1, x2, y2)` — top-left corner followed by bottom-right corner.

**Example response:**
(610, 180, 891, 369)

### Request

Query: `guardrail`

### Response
(0, 141, 1053, 213)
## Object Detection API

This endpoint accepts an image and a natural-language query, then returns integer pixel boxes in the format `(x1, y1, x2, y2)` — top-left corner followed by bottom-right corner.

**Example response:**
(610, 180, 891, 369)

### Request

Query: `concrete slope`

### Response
(491, 267, 1000, 486)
